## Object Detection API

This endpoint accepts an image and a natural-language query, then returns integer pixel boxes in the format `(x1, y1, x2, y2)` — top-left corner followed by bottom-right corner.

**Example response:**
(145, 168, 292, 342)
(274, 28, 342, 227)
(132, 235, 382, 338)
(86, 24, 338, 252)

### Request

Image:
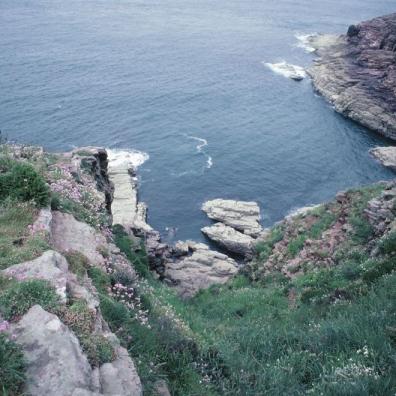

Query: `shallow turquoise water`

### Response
(1, 0, 395, 242)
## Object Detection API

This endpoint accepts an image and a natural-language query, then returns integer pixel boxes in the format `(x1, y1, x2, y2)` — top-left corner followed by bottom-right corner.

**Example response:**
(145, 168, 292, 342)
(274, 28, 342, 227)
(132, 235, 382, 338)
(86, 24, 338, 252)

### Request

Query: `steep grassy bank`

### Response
(0, 143, 395, 395)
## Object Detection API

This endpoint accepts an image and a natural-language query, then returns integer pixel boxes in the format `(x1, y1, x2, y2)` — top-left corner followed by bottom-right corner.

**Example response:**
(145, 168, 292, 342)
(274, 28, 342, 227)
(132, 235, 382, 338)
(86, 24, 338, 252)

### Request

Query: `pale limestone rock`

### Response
(51, 211, 107, 266)
(153, 380, 171, 396)
(202, 199, 262, 236)
(370, 146, 396, 171)
(32, 207, 52, 235)
(107, 154, 151, 232)
(11, 305, 93, 396)
(99, 346, 142, 396)
(1, 251, 68, 302)
(201, 222, 254, 255)
(164, 242, 238, 298)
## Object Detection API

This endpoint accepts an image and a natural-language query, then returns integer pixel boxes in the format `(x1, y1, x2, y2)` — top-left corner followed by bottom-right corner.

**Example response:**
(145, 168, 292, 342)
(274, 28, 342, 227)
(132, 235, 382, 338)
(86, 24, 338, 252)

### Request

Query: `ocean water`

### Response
(1, 0, 395, 243)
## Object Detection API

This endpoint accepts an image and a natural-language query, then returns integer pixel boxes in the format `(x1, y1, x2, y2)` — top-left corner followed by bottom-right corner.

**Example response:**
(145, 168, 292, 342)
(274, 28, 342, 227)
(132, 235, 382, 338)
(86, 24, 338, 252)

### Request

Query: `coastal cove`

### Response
(1, 0, 396, 243)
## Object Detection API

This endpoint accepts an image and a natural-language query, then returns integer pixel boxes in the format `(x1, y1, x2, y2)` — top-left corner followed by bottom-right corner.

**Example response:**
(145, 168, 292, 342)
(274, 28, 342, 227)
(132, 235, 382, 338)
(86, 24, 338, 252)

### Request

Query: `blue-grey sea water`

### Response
(1, 0, 395, 242)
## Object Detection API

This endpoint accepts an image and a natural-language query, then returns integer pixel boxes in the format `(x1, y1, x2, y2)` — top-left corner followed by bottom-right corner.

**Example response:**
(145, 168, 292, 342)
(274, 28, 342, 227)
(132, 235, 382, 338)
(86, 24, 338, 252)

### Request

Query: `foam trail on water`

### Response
(295, 33, 317, 53)
(188, 135, 213, 169)
(107, 148, 149, 170)
(263, 61, 306, 80)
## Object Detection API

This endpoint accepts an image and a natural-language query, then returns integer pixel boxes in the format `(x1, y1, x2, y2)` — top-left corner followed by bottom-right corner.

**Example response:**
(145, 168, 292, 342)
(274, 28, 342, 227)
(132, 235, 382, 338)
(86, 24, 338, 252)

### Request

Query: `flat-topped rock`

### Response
(107, 150, 152, 232)
(202, 199, 262, 236)
(164, 242, 238, 298)
(201, 223, 254, 256)
(2, 251, 68, 302)
(370, 146, 396, 171)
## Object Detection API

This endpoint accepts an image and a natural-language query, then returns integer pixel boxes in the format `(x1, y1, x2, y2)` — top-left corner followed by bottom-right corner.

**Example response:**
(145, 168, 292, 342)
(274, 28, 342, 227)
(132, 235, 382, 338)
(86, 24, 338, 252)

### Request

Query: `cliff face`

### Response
(309, 13, 396, 140)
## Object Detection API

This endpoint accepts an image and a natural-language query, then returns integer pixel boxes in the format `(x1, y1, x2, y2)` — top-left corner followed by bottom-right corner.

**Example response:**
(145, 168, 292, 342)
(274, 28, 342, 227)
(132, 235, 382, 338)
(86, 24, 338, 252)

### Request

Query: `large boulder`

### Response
(202, 199, 262, 237)
(370, 146, 396, 172)
(1, 251, 68, 302)
(201, 222, 254, 256)
(11, 305, 93, 396)
(164, 241, 238, 298)
(51, 211, 107, 267)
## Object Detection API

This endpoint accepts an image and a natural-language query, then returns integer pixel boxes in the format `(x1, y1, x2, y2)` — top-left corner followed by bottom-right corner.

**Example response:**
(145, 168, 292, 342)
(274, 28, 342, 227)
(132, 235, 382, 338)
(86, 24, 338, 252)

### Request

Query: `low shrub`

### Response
(0, 333, 25, 395)
(0, 280, 59, 321)
(64, 251, 90, 279)
(0, 161, 49, 207)
(378, 231, 396, 255)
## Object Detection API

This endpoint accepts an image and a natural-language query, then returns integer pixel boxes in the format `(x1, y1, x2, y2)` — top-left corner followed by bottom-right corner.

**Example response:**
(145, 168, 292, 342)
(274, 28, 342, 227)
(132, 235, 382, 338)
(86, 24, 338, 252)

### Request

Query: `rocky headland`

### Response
(308, 13, 396, 140)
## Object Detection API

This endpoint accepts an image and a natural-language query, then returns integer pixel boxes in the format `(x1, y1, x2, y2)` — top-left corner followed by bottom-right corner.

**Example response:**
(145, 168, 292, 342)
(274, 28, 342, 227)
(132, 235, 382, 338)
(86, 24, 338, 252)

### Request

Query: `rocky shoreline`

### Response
(308, 13, 396, 141)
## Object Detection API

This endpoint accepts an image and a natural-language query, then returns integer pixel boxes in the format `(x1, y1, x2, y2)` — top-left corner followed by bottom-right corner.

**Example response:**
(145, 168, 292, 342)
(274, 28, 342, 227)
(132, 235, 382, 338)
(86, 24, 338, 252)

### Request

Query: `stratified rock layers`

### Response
(309, 13, 396, 140)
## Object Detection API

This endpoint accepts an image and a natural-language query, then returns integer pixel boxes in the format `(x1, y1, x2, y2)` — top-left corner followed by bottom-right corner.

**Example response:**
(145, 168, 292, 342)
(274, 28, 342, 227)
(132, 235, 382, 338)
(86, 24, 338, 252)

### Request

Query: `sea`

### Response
(1, 0, 395, 242)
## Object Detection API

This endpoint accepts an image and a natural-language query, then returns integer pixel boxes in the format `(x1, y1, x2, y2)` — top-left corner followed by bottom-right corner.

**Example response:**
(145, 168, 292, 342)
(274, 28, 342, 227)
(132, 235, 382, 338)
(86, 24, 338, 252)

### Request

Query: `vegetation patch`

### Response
(0, 333, 26, 396)
(0, 159, 50, 207)
(112, 225, 150, 278)
(0, 201, 49, 269)
(64, 251, 90, 279)
(57, 299, 115, 367)
(0, 280, 60, 321)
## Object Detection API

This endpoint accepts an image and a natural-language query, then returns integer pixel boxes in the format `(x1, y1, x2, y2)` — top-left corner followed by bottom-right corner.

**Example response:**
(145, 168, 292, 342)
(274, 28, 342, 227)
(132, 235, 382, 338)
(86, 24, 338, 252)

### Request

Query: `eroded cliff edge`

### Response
(308, 13, 396, 140)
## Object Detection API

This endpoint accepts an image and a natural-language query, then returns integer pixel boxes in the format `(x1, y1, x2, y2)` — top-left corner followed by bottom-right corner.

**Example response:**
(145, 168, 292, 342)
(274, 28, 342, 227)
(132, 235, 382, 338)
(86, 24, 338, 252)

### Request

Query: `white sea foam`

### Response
(107, 148, 149, 170)
(295, 33, 317, 53)
(188, 135, 213, 169)
(263, 61, 306, 80)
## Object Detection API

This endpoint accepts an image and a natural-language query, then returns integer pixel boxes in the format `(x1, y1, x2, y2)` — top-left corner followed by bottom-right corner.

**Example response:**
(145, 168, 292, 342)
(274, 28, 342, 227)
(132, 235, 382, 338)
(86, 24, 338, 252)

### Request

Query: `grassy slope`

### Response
(1, 144, 395, 395)
(103, 184, 396, 395)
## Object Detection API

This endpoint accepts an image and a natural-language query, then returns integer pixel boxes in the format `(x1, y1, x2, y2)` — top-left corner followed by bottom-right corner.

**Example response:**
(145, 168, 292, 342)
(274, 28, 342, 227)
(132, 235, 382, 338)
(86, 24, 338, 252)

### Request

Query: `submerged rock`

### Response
(308, 13, 396, 140)
(201, 222, 254, 256)
(202, 199, 262, 237)
(370, 146, 396, 171)
(264, 61, 306, 81)
(164, 241, 238, 298)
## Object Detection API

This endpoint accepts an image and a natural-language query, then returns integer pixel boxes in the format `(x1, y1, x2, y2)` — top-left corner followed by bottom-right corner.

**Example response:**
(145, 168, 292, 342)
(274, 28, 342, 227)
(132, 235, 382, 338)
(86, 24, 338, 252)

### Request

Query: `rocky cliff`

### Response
(309, 13, 396, 140)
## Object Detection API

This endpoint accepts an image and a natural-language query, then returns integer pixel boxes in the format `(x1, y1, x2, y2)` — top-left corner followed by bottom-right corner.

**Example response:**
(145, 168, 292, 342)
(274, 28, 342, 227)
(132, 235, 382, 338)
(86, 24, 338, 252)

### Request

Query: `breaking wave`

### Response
(107, 148, 149, 169)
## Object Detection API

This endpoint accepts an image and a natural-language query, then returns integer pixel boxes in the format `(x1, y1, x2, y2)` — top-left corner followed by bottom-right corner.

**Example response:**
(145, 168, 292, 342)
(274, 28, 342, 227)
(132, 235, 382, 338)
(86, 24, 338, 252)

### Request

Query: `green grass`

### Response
(50, 192, 105, 228)
(64, 251, 90, 279)
(112, 224, 151, 278)
(0, 333, 26, 396)
(0, 201, 49, 269)
(0, 279, 60, 321)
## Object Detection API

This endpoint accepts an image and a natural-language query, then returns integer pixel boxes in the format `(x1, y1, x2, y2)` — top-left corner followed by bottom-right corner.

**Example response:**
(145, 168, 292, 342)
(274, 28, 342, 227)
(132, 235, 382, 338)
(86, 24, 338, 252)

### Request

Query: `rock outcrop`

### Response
(201, 222, 254, 256)
(370, 146, 396, 171)
(72, 147, 115, 213)
(51, 211, 107, 267)
(163, 241, 238, 298)
(10, 305, 142, 396)
(308, 13, 396, 140)
(202, 199, 262, 237)
(11, 305, 95, 396)
(2, 251, 69, 302)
